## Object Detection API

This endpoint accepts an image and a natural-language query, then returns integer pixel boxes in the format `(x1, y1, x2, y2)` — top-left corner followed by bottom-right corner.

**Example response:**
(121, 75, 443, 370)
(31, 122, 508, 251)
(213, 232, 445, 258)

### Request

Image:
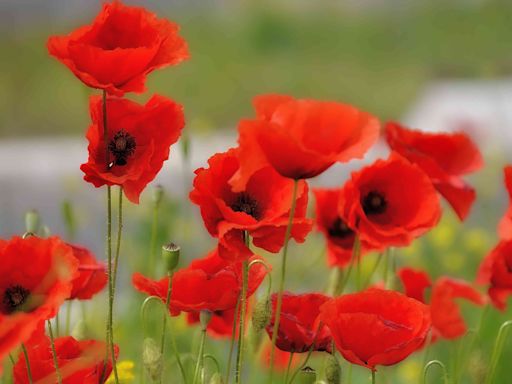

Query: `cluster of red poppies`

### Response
(2, 1, 512, 383)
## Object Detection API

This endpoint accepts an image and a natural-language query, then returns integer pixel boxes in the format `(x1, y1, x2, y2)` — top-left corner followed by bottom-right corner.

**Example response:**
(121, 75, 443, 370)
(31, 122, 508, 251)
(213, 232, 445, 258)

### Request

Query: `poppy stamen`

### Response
(3, 285, 30, 313)
(108, 130, 136, 167)
(231, 193, 260, 219)
(362, 191, 387, 216)
(328, 217, 354, 239)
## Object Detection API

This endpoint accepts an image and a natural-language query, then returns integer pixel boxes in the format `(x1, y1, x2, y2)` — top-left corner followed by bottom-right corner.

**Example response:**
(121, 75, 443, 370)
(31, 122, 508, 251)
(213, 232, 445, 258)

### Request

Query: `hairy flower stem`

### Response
(112, 187, 123, 293)
(47, 320, 62, 384)
(235, 234, 250, 384)
(160, 271, 175, 383)
(225, 296, 241, 384)
(371, 370, 376, 384)
(422, 360, 449, 384)
(193, 326, 208, 384)
(268, 179, 299, 383)
(284, 352, 294, 383)
(21, 344, 33, 384)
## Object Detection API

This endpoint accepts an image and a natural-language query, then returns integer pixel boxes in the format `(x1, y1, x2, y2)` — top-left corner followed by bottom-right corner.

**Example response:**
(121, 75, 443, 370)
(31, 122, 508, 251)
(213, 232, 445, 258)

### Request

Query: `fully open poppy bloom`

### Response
(477, 240, 512, 310)
(132, 249, 268, 316)
(229, 94, 380, 188)
(80, 95, 184, 204)
(313, 188, 379, 267)
(398, 268, 485, 340)
(338, 153, 441, 248)
(498, 166, 512, 239)
(385, 122, 483, 221)
(47, 0, 189, 96)
(0, 236, 78, 370)
(266, 292, 332, 353)
(13, 335, 117, 383)
(68, 244, 107, 300)
(320, 288, 430, 371)
(190, 148, 312, 261)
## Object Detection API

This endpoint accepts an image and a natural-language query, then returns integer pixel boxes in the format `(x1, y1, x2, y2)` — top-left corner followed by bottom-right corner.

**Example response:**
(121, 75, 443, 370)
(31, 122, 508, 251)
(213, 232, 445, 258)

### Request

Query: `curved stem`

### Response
(21, 344, 33, 384)
(203, 354, 221, 374)
(47, 320, 62, 384)
(225, 296, 241, 384)
(284, 352, 294, 384)
(485, 320, 512, 384)
(288, 348, 313, 384)
(422, 360, 449, 384)
(269, 179, 299, 383)
(248, 259, 272, 298)
(112, 187, 123, 293)
(235, 233, 250, 384)
(192, 328, 207, 384)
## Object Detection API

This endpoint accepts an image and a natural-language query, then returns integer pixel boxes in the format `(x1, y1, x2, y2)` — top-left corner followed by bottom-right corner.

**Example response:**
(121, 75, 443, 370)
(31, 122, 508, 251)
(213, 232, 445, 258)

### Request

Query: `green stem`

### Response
(55, 313, 60, 337)
(484, 320, 512, 384)
(192, 328, 207, 384)
(47, 321, 62, 384)
(159, 270, 173, 383)
(423, 360, 449, 384)
(362, 252, 383, 288)
(338, 236, 361, 295)
(65, 300, 73, 336)
(268, 179, 299, 383)
(288, 347, 313, 384)
(21, 344, 33, 384)
(149, 200, 159, 275)
(371, 370, 376, 384)
(382, 248, 390, 288)
(459, 305, 488, 376)
(284, 352, 294, 384)
(235, 234, 250, 384)
(225, 296, 241, 384)
(112, 187, 123, 293)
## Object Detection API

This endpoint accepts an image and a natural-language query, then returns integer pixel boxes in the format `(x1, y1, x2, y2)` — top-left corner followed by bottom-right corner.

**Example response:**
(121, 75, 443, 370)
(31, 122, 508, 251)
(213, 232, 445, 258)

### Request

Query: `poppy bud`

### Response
(200, 310, 212, 329)
(162, 242, 180, 272)
(152, 185, 165, 207)
(142, 337, 162, 382)
(25, 209, 41, 235)
(324, 354, 341, 384)
(297, 367, 317, 384)
(252, 297, 271, 331)
(209, 372, 224, 384)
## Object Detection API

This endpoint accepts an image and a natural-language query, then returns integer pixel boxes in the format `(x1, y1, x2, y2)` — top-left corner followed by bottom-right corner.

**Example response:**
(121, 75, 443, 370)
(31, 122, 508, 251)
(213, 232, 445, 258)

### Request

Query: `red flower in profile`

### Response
(338, 153, 441, 248)
(498, 166, 512, 239)
(477, 240, 512, 310)
(190, 148, 312, 261)
(0, 237, 78, 370)
(313, 188, 379, 267)
(385, 122, 483, 221)
(132, 249, 268, 316)
(68, 244, 107, 301)
(266, 292, 332, 353)
(47, 1, 189, 96)
(80, 95, 184, 204)
(230, 94, 380, 187)
(398, 268, 485, 340)
(320, 288, 430, 371)
(13, 335, 117, 384)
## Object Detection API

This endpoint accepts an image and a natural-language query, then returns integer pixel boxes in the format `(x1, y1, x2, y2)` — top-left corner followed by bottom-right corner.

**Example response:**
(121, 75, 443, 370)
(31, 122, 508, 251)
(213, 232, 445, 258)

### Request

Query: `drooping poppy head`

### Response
(13, 335, 117, 383)
(498, 166, 512, 240)
(47, 0, 189, 96)
(68, 244, 107, 301)
(0, 236, 78, 370)
(80, 95, 184, 204)
(132, 249, 268, 315)
(266, 292, 332, 353)
(338, 153, 441, 248)
(230, 94, 380, 187)
(385, 122, 483, 221)
(477, 240, 512, 311)
(320, 288, 431, 371)
(190, 148, 312, 261)
(398, 268, 486, 340)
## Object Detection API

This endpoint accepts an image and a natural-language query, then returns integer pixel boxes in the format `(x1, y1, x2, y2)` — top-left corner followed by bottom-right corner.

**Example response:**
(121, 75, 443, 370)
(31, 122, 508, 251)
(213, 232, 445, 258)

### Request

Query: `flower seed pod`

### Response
(142, 337, 162, 381)
(251, 297, 271, 331)
(162, 242, 180, 272)
(324, 354, 341, 384)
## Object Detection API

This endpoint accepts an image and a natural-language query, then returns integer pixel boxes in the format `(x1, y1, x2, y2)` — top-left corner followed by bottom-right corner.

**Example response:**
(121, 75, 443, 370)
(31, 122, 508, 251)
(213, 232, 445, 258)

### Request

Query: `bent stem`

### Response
(268, 179, 299, 383)
(21, 344, 33, 384)
(225, 296, 241, 384)
(484, 320, 512, 384)
(422, 360, 449, 384)
(47, 320, 62, 384)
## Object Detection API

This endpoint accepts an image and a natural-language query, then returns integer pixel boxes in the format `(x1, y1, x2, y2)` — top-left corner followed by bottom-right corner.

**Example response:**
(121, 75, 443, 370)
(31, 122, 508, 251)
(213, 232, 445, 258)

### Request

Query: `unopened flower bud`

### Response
(152, 185, 165, 207)
(142, 338, 162, 381)
(251, 297, 271, 331)
(200, 310, 212, 329)
(162, 242, 180, 272)
(209, 372, 224, 384)
(324, 354, 341, 384)
(25, 209, 41, 234)
(297, 367, 317, 384)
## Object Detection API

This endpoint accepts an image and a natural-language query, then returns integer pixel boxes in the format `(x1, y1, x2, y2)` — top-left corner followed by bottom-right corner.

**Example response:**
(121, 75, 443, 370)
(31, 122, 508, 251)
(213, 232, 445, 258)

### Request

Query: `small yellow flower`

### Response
(106, 360, 135, 384)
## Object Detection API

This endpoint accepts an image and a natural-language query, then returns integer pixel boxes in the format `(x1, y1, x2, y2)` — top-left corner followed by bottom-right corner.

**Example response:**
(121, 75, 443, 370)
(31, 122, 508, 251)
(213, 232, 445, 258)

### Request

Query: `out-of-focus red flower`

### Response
(338, 153, 441, 248)
(266, 292, 332, 353)
(47, 1, 189, 96)
(190, 148, 312, 261)
(13, 335, 117, 384)
(132, 249, 268, 316)
(80, 95, 184, 204)
(230, 94, 380, 187)
(0, 237, 78, 371)
(313, 188, 379, 267)
(498, 166, 512, 239)
(320, 288, 430, 371)
(259, 341, 301, 372)
(385, 122, 483, 221)
(398, 268, 485, 340)
(68, 244, 107, 300)
(478, 240, 512, 310)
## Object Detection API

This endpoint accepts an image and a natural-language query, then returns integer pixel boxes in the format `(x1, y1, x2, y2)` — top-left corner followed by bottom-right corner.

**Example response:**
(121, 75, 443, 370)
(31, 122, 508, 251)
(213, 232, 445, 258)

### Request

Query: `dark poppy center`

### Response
(3, 285, 30, 313)
(328, 217, 353, 239)
(362, 191, 387, 216)
(231, 193, 260, 219)
(108, 130, 136, 166)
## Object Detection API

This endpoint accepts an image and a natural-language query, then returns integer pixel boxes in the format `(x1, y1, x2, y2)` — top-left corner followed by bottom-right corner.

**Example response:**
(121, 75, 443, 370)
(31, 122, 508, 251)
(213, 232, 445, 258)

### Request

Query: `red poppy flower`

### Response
(266, 292, 332, 353)
(190, 148, 312, 261)
(13, 335, 117, 384)
(229, 94, 380, 187)
(478, 240, 512, 310)
(47, 0, 189, 96)
(398, 268, 485, 340)
(132, 249, 268, 315)
(498, 166, 512, 239)
(338, 153, 441, 248)
(80, 94, 184, 204)
(320, 288, 430, 371)
(385, 122, 483, 221)
(68, 244, 107, 301)
(0, 237, 78, 370)
(313, 188, 380, 267)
